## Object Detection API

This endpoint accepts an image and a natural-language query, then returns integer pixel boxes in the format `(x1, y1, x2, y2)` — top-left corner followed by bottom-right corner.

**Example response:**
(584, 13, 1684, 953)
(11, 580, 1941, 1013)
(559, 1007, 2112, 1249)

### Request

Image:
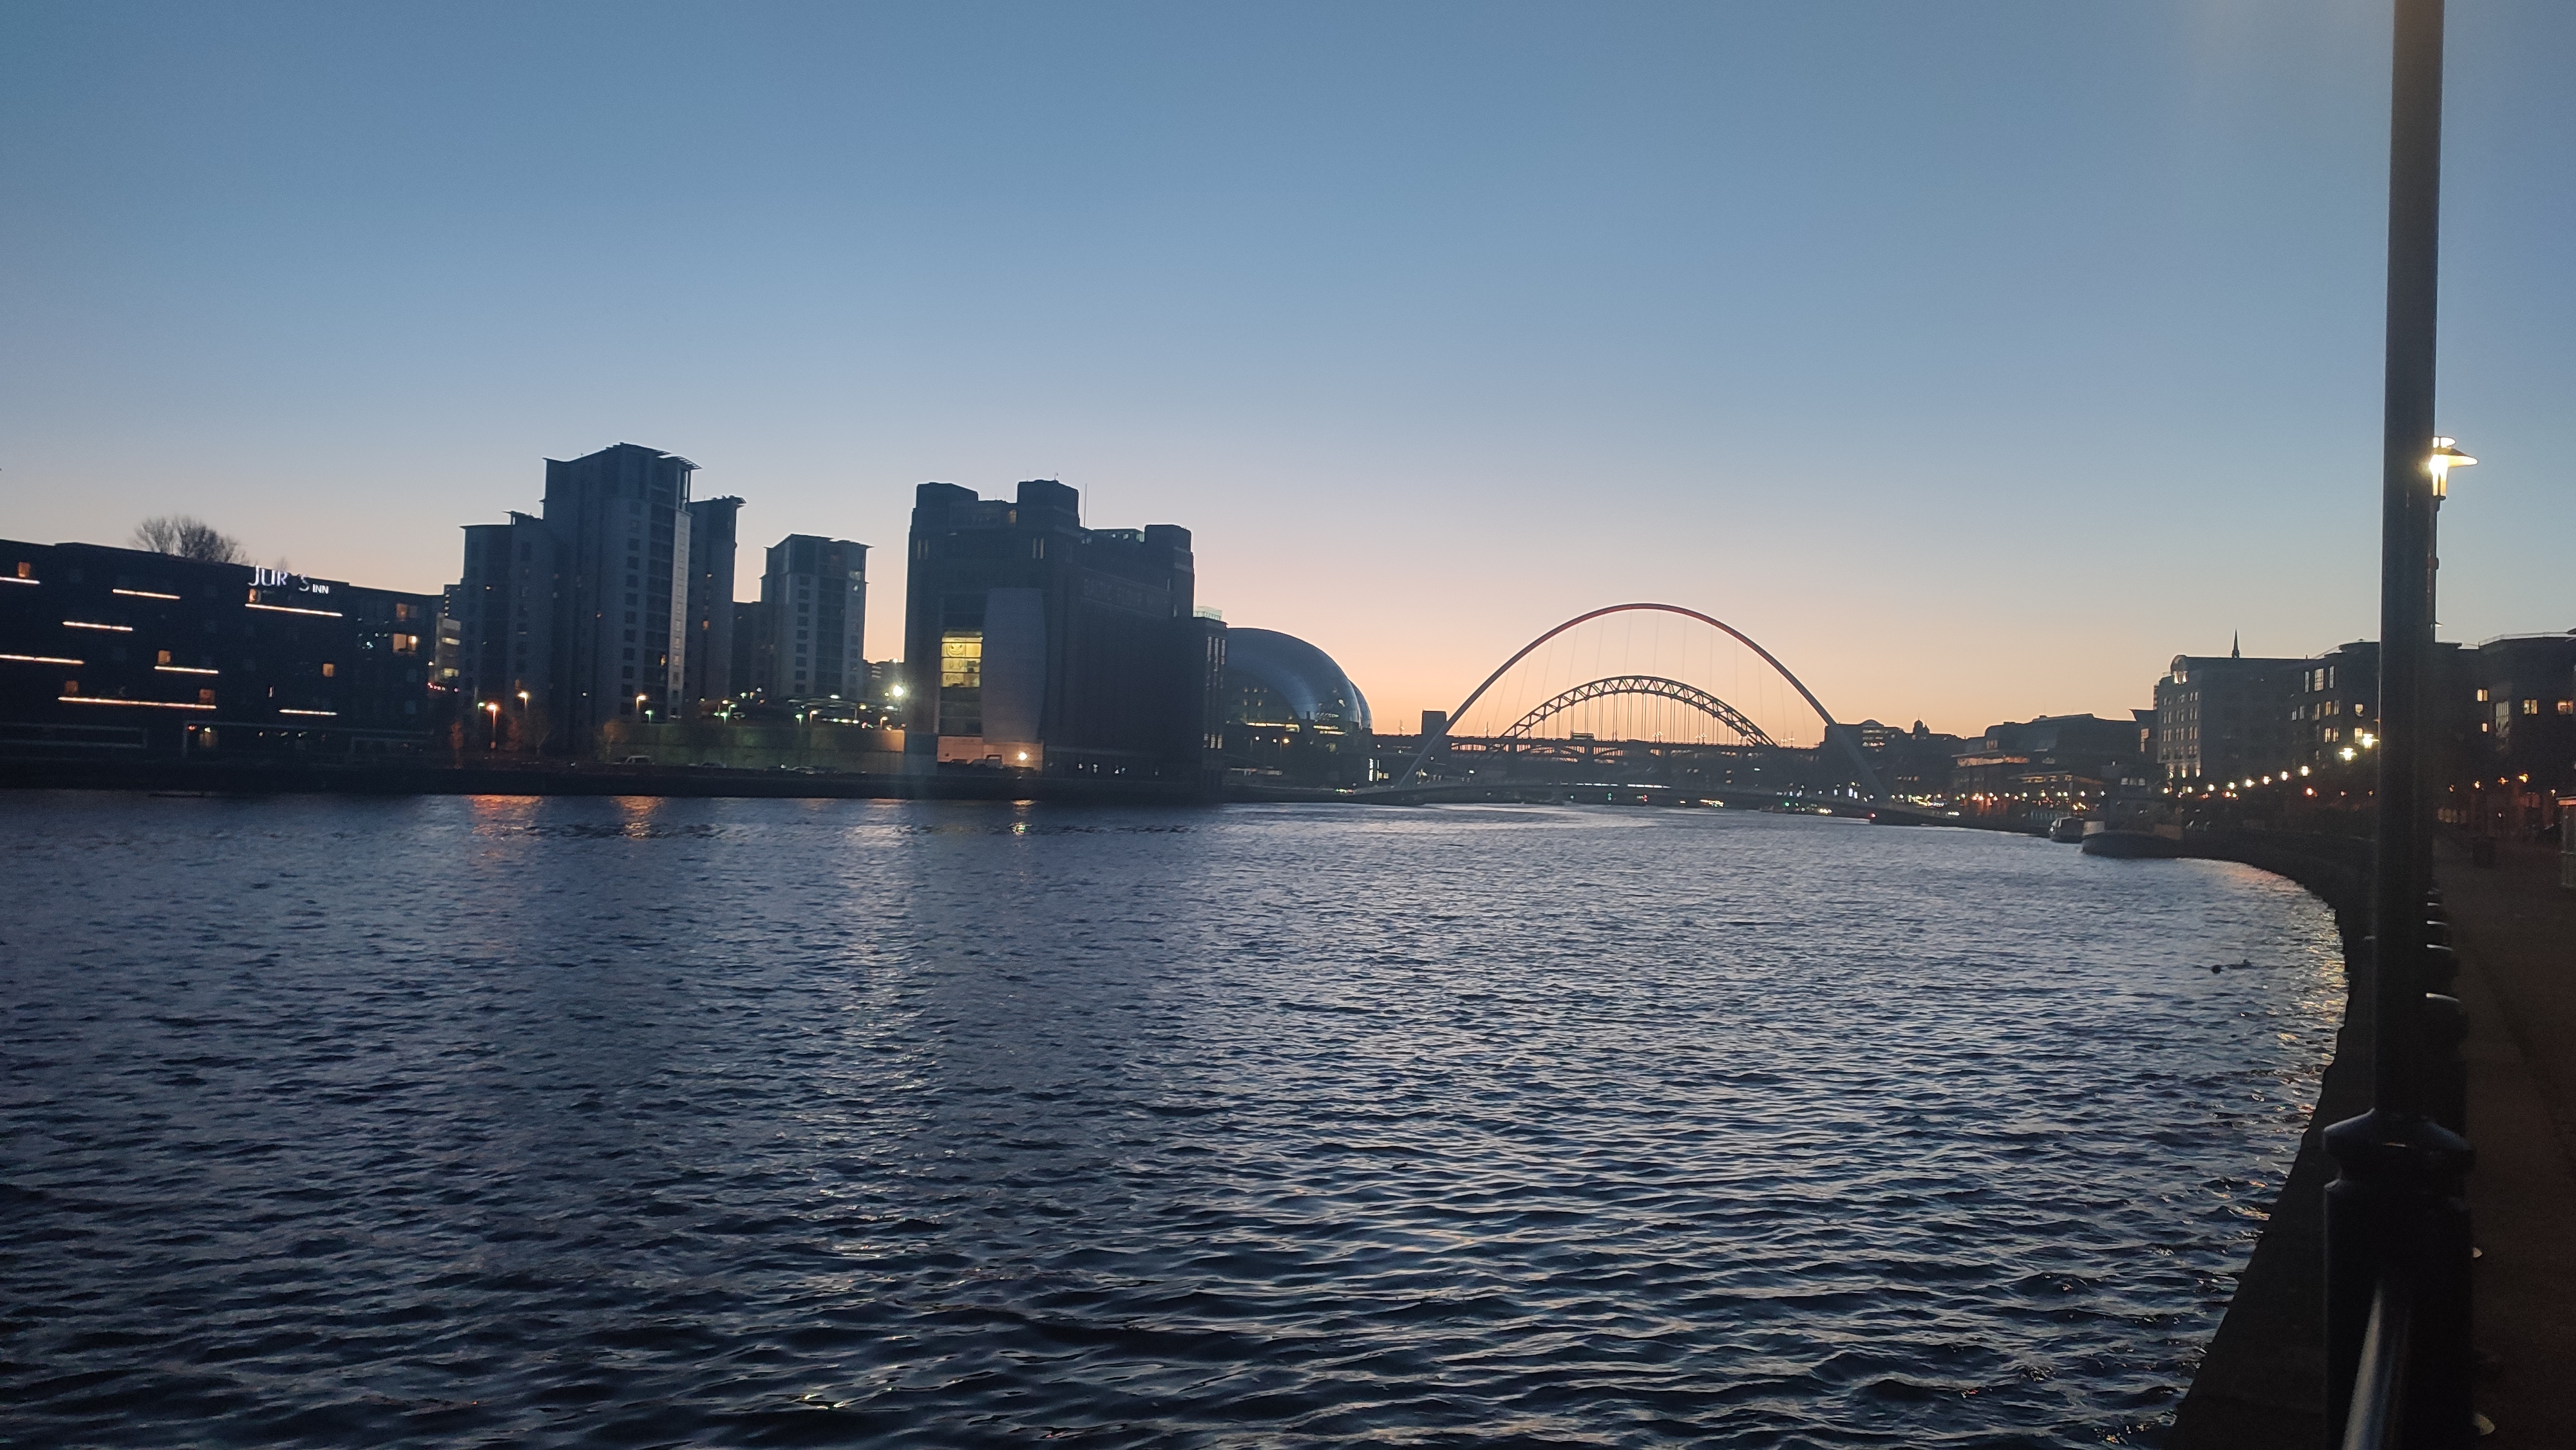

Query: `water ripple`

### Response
(0, 795, 2340, 1447)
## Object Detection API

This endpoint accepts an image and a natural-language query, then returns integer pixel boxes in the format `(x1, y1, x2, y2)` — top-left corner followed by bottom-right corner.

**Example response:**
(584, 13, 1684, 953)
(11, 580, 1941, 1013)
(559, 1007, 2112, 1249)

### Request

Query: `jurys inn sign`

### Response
(252, 567, 332, 595)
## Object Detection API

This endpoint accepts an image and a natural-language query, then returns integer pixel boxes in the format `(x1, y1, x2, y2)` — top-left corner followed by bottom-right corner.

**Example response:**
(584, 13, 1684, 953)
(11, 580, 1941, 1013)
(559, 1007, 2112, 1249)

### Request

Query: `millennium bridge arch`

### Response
(1394, 603, 1883, 796)
(1501, 675, 1778, 748)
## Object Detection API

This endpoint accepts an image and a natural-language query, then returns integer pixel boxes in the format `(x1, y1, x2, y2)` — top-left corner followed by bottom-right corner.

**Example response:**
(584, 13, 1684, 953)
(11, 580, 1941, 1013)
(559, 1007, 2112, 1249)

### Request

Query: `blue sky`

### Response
(3, 1, 2569, 732)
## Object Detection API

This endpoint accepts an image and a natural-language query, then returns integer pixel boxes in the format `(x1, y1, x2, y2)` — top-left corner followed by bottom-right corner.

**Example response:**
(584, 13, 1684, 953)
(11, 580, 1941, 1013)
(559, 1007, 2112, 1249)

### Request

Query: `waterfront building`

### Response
(753, 535, 866, 701)
(2296, 641, 2378, 765)
(728, 600, 766, 701)
(682, 496, 743, 712)
(2286, 637, 2480, 787)
(433, 585, 463, 692)
(1950, 713, 2146, 807)
(455, 513, 558, 750)
(0, 538, 439, 759)
(1220, 626, 1374, 786)
(2474, 632, 2576, 796)
(1854, 720, 1969, 800)
(455, 443, 698, 751)
(902, 478, 1219, 778)
(2153, 644, 2305, 784)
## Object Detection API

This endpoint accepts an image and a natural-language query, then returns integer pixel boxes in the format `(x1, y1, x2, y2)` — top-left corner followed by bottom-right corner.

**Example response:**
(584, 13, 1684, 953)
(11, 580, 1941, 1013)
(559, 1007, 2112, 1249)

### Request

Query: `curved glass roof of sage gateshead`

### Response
(1224, 627, 1370, 732)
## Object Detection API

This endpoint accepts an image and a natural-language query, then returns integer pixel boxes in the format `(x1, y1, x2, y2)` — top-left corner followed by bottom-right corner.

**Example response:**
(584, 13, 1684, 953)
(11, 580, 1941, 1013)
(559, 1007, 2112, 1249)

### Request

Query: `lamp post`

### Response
(2322, 0, 2476, 1440)
(482, 699, 500, 751)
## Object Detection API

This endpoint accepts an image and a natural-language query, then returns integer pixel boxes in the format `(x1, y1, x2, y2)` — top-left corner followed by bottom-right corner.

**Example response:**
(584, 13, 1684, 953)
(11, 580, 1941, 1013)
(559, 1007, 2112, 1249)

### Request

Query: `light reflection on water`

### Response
(0, 794, 2339, 1447)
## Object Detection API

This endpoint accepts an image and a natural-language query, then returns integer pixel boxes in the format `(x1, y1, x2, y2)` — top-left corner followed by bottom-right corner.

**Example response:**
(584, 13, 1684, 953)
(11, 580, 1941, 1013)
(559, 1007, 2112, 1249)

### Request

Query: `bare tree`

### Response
(132, 515, 247, 565)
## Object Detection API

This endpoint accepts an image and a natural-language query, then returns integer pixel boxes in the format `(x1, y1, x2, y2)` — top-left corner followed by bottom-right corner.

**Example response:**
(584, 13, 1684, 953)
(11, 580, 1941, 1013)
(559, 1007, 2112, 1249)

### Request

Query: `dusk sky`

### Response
(4, 1, 2570, 735)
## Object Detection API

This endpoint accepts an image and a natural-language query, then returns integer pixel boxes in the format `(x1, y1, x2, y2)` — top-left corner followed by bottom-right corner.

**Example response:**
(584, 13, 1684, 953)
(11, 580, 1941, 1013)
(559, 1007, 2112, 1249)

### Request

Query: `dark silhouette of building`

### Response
(0, 538, 439, 759)
(1221, 626, 1373, 786)
(683, 496, 743, 711)
(2154, 641, 2304, 784)
(2297, 641, 2378, 766)
(753, 535, 866, 701)
(455, 443, 698, 751)
(902, 478, 1217, 778)
(2474, 632, 2576, 795)
(1852, 719, 1968, 798)
(1951, 713, 2147, 807)
(433, 583, 464, 696)
(455, 513, 557, 749)
(728, 600, 766, 701)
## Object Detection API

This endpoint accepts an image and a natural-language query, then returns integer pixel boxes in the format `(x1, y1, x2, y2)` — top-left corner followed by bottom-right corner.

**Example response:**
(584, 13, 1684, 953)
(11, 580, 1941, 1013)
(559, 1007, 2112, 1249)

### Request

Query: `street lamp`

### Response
(2323, 1, 2476, 1435)
(2427, 436, 2475, 498)
(482, 699, 500, 750)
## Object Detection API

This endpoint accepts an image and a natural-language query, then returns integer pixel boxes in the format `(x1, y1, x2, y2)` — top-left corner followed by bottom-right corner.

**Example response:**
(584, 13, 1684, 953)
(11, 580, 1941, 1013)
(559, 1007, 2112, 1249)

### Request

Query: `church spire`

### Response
(2231, 631, 2241, 659)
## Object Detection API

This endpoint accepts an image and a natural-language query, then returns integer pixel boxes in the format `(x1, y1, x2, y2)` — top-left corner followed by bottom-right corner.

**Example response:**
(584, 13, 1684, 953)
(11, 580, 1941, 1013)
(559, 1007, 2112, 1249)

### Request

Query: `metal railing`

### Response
(2340, 1272, 2414, 1450)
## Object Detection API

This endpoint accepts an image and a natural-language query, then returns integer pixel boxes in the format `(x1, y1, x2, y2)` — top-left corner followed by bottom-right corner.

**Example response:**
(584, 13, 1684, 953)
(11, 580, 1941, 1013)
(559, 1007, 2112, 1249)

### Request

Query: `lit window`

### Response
(391, 633, 418, 655)
(2523, 699, 2541, 716)
(321, 663, 336, 677)
(2559, 701, 2573, 716)
(198, 688, 216, 705)
(157, 649, 171, 665)
(64, 679, 77, 694)
(940, 630, 982, 689)
(2476, 688, 2490, 702)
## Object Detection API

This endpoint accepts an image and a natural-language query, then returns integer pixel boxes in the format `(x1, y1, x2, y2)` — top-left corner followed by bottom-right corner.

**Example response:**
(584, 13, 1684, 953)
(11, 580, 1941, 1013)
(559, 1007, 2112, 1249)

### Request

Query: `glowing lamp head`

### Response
(2428, 437, 2475, 496)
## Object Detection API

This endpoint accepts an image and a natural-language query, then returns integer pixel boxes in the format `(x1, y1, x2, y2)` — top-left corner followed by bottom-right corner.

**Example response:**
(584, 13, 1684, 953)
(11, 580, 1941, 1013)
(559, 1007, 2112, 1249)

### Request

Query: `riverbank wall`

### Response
(2167, 829, 2373, 1449)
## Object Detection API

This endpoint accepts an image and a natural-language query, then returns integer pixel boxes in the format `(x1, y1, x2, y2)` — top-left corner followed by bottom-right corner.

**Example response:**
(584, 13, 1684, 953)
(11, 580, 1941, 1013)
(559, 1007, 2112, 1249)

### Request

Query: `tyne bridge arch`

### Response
(1392, 603, 1884, 796)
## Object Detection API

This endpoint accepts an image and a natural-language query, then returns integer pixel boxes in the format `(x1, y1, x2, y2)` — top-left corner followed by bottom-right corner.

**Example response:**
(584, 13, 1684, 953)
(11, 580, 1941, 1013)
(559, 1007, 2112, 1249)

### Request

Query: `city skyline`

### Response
(5, 3, 2573, 735)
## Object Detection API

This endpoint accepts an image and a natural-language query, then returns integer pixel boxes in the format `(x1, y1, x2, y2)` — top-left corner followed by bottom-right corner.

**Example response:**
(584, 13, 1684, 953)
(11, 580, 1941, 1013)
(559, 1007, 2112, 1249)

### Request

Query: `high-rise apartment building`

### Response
(728, 600, 766, 701)
(902, 478, 1220, 778)
(753, 535, 866, 700)
(455, 512, 560, 749)
(683, 496, 743, 710)
(455, 443, 697, 751)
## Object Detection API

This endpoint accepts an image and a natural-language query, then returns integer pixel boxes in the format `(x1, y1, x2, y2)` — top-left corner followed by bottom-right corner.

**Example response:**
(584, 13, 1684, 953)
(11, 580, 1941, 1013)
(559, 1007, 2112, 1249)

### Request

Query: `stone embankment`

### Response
(2171, 833, 2576, 1447)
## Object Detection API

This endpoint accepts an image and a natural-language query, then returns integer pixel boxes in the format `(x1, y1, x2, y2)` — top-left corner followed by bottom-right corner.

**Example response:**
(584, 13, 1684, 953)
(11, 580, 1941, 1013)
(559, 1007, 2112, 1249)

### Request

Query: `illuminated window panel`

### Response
(58, 696, 214, 710)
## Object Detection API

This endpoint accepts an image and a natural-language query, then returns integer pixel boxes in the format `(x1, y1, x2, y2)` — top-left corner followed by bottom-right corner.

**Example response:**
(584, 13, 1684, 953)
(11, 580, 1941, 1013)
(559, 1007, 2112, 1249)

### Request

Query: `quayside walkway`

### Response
(2175, 838, 2576, 1447)
(2444, 842, 2576, 1440)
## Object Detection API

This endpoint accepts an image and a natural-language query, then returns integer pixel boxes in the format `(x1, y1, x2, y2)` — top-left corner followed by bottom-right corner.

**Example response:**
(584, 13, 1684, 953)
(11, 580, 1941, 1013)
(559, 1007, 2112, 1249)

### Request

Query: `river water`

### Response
(1, 794, 2342, 1447)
